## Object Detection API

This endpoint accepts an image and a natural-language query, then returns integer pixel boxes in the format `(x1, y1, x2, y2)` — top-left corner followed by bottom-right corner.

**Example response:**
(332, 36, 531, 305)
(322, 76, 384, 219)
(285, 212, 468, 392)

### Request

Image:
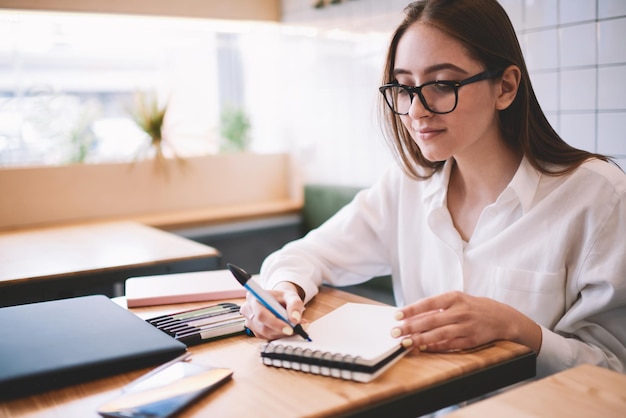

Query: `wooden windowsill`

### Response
(0, 198, 303, 234)
(0, 153, 302, 232)
(132, 198, 303, 231)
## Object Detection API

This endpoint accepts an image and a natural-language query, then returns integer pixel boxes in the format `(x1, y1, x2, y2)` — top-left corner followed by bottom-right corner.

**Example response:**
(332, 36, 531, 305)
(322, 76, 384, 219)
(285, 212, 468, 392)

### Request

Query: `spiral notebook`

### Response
(260, 302, 410, 383)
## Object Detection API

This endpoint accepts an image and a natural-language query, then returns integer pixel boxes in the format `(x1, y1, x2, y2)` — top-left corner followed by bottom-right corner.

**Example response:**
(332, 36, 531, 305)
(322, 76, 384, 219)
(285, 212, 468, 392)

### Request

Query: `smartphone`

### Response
(97, 356, 233, 418)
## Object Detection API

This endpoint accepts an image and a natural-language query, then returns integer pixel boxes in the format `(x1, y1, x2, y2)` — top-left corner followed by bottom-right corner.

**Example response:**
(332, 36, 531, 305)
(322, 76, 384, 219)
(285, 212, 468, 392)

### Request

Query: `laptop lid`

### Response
(0, 294, 187, 399)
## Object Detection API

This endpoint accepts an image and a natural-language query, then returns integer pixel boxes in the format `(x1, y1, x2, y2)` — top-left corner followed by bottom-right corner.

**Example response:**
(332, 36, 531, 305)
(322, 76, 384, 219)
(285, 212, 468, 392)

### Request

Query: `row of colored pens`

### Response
(146, 302, 246, 345)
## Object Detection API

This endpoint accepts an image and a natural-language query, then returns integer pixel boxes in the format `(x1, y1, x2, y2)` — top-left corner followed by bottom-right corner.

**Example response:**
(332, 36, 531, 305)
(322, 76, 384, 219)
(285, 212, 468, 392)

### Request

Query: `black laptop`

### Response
(0, 295, 187, 399)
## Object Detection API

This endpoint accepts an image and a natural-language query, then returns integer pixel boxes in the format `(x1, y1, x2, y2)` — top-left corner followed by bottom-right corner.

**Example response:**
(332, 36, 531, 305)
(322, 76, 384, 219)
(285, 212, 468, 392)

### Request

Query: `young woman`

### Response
(239, 0, 626, 378)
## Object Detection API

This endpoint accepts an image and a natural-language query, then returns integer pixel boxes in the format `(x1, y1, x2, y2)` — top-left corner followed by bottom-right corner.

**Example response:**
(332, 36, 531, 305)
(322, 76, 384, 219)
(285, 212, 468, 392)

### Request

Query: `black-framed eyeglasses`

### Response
(379, 69, 502, 115)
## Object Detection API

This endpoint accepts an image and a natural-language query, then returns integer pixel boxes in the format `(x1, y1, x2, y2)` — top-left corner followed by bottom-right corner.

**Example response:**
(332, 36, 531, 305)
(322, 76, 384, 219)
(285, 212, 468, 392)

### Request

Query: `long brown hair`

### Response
(380, 0, 609, 180)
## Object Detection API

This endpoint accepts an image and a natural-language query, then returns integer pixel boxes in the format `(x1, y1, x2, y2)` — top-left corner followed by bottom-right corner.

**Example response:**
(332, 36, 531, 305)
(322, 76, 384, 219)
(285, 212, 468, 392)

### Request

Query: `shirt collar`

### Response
(421, 156, 541, 214)
(422, 159, 454, 208)
(506, 156, 542, 214)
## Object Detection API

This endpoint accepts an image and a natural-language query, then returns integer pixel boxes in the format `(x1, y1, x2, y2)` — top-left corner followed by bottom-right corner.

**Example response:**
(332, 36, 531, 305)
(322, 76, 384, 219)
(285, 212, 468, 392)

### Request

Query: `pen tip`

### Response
(293, 324, 311, 342)
(226, 263, 252, 286)
(226, 263, 250, 278)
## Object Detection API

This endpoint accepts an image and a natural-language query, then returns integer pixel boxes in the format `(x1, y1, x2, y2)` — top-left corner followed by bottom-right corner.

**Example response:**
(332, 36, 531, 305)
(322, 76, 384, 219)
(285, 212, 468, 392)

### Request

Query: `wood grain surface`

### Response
(0, 221, 218, 286)
(446, 363, 626, 418)
(0, 287, 533, 418)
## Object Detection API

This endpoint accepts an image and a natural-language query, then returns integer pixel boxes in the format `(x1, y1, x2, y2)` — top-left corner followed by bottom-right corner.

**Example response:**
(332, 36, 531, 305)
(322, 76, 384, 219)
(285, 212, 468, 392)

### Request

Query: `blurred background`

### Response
(0, 0, 624, 186)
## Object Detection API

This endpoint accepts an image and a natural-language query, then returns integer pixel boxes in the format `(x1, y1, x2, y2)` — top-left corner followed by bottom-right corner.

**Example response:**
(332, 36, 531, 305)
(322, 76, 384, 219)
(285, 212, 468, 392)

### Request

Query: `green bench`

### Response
(303, 184, 395, 305)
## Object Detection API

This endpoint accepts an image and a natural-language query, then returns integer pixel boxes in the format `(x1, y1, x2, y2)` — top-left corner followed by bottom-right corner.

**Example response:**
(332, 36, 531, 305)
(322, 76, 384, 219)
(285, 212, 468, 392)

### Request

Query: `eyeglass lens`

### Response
(384, 83, 456, 115)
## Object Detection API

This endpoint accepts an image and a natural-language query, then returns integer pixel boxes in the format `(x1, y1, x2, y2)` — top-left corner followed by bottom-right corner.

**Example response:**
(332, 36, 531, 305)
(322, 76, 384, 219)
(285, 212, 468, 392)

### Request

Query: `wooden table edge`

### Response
(340, 348, 536, 418)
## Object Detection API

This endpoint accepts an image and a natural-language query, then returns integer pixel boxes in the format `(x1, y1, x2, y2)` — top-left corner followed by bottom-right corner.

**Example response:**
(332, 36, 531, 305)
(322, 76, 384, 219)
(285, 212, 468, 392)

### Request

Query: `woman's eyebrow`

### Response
(425, 63, 469, 74)
(392, 63, 469, 78)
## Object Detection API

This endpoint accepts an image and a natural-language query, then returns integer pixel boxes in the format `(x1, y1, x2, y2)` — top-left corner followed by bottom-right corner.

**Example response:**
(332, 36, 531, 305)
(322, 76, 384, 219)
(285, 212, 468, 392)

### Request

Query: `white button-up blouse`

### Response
(260, 157, 626, 377)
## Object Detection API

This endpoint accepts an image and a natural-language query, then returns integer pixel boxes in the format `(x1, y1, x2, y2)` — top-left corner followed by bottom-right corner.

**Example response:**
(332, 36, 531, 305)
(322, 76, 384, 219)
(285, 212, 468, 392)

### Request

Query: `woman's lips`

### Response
(415, 127, 445, 140)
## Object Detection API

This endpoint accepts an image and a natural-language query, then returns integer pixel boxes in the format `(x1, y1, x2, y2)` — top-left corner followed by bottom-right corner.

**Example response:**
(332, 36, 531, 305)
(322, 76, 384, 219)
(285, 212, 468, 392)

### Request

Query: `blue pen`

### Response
(226, 263, 312, 342)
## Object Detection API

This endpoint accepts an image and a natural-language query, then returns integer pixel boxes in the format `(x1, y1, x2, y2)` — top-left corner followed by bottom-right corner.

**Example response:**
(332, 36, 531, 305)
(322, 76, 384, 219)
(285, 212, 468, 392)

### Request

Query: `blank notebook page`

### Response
(267, 302, 402, 366)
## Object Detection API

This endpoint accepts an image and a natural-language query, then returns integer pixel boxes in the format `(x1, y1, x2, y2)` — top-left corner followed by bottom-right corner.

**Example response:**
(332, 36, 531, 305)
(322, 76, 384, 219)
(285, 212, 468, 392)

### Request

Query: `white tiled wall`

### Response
(499, 0, 626, 169)
(278, 0, 625, 183)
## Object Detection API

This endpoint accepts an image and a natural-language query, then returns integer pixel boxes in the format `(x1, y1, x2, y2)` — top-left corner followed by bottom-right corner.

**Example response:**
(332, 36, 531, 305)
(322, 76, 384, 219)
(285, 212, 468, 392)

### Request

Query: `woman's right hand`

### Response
(239, 281, 307, 340)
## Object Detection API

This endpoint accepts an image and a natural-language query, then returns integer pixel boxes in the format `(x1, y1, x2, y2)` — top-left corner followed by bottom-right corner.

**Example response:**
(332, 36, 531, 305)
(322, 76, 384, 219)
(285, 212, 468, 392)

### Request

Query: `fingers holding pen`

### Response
(273, 280, 307, 321)
(240, 286, 307, 340)
(241, 292, 286, 339)
(273, 283, 306, 320)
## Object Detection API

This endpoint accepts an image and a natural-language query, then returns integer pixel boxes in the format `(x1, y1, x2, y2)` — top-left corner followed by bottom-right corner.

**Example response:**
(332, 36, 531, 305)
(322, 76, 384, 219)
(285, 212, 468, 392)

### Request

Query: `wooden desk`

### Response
(446, 363, 626, 418)
(0, 221, 220, 307)
(0, 287, 535, 418)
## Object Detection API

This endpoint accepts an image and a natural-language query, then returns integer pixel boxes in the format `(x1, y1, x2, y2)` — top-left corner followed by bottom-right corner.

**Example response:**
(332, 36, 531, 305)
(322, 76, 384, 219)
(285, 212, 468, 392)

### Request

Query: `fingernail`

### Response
(282, 326, 294, 336)
(419, 344, 428, 351)
(391, 328, 401, 338)
(291, 311, 301, 322)
(394, 311, 404, 320)
(401, 338, 413, 348)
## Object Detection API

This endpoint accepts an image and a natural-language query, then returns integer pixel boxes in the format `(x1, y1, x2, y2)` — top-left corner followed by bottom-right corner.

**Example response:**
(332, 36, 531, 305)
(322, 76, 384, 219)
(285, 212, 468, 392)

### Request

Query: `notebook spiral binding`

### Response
(260, 343, 362, 381)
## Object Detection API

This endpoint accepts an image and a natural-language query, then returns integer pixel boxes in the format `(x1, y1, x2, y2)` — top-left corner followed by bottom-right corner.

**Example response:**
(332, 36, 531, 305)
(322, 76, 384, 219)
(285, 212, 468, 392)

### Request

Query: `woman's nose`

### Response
(407, 94, 432, 119)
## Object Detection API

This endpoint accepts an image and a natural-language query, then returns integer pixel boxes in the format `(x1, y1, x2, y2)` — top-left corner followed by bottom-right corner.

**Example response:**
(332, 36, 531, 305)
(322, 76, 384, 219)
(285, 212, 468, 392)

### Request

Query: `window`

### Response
(0, 11, 249, 166)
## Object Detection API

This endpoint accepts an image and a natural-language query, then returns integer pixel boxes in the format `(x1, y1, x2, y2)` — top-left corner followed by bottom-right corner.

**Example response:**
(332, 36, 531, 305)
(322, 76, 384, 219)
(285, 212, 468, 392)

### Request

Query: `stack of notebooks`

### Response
(260, 302, 411, 383)
(125, 270, 248, 308)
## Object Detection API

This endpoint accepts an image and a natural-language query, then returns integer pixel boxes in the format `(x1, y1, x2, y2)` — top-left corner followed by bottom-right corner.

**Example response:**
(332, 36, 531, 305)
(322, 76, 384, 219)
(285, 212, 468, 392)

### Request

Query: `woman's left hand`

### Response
(391, 291, 542, 353)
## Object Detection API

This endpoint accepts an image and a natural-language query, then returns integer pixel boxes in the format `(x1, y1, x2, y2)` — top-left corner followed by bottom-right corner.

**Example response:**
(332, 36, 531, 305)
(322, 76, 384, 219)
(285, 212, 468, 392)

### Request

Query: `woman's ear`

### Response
(495, 65, 521, 110)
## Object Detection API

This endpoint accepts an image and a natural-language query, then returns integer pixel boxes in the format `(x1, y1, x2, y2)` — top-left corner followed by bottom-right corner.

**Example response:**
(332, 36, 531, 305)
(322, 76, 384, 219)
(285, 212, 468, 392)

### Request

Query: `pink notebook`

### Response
(125, 270, 249, 307)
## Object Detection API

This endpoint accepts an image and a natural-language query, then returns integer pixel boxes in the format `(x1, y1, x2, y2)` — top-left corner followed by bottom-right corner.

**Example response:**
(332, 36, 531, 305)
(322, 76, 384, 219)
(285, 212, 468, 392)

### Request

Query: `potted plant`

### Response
(219, 105, 251, 153)
(130, 91, 184, 174)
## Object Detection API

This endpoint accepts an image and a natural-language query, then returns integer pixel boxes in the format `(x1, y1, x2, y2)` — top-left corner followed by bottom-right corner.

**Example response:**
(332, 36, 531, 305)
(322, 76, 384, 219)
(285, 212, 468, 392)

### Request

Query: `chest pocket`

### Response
(488, 266, 566, 328)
